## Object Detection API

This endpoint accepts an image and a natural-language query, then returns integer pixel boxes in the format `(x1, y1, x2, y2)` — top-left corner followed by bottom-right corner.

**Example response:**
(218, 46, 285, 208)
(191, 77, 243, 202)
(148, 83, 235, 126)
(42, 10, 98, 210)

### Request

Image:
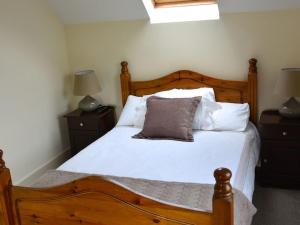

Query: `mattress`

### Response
(58, 123, 260, 201)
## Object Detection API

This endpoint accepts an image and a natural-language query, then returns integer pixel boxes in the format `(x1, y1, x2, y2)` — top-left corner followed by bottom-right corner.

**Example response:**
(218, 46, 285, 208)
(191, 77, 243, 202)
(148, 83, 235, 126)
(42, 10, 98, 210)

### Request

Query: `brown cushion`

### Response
(133, 96, 201, 142)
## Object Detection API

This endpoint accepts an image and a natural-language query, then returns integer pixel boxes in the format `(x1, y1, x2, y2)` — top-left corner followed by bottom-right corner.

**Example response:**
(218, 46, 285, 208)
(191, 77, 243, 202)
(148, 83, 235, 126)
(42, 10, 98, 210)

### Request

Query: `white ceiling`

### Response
(47, 0, 300, 24)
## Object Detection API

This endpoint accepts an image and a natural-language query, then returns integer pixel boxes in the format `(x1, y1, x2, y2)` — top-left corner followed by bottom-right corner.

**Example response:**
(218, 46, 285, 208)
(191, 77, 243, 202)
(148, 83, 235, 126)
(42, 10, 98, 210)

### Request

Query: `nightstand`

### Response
(259, 110, 300, 187)
(64, 106, 116, 155)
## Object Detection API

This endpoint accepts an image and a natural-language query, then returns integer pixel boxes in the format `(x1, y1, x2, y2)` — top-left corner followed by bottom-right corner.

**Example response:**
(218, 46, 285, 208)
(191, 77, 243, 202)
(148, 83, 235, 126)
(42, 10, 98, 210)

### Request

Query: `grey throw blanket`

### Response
(33, 170, 256, 225)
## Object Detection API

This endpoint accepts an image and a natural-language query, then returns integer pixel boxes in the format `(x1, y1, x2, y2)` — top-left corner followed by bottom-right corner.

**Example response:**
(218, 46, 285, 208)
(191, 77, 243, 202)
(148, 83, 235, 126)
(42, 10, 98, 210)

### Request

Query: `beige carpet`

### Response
(252, 185, 300, 225)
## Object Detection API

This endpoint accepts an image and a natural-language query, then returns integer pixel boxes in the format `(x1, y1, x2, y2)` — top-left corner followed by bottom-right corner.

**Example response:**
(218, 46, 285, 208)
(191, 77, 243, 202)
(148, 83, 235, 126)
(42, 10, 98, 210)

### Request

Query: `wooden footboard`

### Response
(0, 150, 233, 225)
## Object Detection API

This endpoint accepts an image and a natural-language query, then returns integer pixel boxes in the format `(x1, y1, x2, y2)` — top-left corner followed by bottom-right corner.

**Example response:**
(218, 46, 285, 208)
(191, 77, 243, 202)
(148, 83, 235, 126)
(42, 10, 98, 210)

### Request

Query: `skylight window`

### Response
(142, 0, 220, 24)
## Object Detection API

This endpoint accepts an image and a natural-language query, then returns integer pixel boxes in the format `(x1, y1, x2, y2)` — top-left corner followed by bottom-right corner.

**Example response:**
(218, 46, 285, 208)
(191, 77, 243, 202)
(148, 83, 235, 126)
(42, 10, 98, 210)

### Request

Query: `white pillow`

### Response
(200, 100, 250, 131)
(154, 88, 215, 101)
(133, 88, 216, 128)
(133, 98, 147, 128)
(117, 95, 143, 126)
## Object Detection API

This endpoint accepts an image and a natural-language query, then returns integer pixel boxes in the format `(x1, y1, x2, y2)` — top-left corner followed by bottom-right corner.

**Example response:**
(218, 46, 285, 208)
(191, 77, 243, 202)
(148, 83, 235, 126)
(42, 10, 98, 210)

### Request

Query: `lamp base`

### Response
(78, 95, 100, 112)
(279, 97, 300, 118)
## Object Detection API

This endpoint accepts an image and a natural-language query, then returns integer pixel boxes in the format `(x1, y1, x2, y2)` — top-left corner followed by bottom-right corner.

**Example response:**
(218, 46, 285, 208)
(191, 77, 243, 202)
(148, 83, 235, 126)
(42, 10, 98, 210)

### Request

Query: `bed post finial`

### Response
(213, 168, 232, 199)
(212, 168, 233, 225)
(249, 58, 257, 73)
(120, 61, 131, 106)
(121, 61, 129, 73)
(0, 150, 6, 169)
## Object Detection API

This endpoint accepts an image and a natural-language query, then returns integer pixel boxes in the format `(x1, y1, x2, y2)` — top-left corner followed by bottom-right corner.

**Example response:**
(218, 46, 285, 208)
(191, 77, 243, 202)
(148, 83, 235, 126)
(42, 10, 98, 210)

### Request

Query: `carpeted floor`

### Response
(252, 185, 300, 225)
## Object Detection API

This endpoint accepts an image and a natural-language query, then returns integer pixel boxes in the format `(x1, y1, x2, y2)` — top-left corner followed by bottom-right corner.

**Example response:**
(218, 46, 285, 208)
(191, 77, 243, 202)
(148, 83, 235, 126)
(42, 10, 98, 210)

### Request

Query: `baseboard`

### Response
(16, 148, 71, 186)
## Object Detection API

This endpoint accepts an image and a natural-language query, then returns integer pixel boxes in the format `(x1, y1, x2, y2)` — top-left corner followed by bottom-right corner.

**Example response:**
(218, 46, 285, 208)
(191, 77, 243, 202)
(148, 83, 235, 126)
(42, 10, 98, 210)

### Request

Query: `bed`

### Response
(0, 58, 258, 225)
(58, 124, 260, 201)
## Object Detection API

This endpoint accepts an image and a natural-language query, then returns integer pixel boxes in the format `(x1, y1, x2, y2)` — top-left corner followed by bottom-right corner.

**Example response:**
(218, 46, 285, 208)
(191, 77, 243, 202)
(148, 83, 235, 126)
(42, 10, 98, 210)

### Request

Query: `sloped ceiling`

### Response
(47, 0, 300, 24)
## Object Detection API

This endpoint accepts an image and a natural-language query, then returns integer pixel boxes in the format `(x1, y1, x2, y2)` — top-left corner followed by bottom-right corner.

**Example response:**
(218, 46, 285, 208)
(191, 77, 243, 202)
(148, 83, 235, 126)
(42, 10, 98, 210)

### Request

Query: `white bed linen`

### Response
(58, 123, 260, 201)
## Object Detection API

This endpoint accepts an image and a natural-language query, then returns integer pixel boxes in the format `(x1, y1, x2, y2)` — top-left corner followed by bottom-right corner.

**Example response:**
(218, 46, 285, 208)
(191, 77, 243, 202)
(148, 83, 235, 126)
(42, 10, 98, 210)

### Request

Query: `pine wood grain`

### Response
(120, 58, 258, 124)
(153, 0, 217, 8)
(0, 150, 234, 225)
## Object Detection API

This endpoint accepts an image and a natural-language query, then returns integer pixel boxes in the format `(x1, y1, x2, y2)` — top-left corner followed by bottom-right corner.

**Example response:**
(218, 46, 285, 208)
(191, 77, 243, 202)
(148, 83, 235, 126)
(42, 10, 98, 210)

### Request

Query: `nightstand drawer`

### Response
(65, 107, 116, 155)
(259, 125, 300, 140)
(68, 117, 98, 131)
(259, 110, 300, 187)
(69, 131, 99, 155)
(261, 141, 300, 176)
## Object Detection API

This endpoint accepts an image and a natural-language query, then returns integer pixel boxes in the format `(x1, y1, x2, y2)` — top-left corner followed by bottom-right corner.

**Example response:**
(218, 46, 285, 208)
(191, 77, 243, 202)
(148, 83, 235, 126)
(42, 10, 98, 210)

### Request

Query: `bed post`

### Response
(248, 58, 258, 124)
(0, 150, 13, 225)
(120, 61, 131, 106)
(212, 168, 233, 225)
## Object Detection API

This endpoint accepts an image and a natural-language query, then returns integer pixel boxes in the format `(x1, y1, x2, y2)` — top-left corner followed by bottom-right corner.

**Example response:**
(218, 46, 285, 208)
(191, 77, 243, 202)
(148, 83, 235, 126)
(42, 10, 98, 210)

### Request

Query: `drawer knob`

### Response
(79, 122, 84, 127)
(263, 159, 268, 163)
(282, 131, 288, 136)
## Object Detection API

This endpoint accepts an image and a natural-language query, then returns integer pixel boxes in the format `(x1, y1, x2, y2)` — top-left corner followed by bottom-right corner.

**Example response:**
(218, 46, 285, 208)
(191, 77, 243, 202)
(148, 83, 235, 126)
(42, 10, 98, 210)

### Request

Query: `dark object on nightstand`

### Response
(64, 106, 116, 155)
(259, 110, 300, 188)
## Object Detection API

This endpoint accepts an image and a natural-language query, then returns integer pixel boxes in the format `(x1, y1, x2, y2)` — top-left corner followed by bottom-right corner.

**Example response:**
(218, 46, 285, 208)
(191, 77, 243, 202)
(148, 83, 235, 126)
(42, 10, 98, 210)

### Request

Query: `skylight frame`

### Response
(142, 0, 220, 24)
(153, 0, 217, 8)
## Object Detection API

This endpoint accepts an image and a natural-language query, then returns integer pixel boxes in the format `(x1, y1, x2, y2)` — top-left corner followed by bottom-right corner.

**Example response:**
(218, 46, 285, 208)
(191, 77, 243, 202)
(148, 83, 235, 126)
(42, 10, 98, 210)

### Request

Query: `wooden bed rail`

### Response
(0, 150, 13, 225)
(0, 149, 233, 225)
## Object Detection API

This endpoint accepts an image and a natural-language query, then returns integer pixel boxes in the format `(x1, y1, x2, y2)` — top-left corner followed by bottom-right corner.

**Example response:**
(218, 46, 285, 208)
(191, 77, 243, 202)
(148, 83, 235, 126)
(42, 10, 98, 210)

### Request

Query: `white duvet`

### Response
(59, 123, 260, 201)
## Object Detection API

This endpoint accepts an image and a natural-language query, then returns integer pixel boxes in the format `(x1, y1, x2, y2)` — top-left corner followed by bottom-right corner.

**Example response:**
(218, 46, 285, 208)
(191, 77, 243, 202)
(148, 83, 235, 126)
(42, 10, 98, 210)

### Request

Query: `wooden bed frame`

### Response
(121, 58, 258, 124)
(0, 58, 257, 225)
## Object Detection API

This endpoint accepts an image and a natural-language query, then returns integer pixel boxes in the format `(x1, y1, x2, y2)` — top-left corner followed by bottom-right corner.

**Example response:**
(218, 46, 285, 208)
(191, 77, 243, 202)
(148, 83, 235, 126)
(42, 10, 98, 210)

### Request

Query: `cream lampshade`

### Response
(274, 68, 300, 118)
(74, 70, 101, 112)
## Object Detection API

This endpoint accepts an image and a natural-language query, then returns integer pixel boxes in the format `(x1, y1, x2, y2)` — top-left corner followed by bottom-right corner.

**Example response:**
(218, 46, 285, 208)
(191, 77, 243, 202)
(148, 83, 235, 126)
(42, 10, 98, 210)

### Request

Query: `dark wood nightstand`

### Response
(64, 106, 116, 155)
(259, 110, 300, 188)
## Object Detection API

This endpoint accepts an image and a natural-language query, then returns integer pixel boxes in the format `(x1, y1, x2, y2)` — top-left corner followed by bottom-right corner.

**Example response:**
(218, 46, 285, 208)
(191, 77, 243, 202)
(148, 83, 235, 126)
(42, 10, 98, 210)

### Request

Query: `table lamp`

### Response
(274, 68, 300, 118)
(74, 70, 101, 112)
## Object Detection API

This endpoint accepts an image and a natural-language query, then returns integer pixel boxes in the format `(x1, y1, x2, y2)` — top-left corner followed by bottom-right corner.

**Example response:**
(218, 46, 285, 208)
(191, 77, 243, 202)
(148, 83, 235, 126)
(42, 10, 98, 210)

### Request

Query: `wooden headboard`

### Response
(120, 58, 258, 124)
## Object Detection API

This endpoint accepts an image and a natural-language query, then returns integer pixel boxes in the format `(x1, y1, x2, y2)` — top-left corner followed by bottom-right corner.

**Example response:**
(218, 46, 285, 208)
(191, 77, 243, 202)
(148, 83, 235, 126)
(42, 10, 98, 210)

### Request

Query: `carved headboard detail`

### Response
(120, 59, 258, 124)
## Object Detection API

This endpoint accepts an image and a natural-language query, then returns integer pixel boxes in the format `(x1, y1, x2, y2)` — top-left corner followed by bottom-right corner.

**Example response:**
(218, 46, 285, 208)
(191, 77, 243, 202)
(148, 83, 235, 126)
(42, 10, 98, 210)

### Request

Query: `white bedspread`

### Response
(58, 123, 260, 201)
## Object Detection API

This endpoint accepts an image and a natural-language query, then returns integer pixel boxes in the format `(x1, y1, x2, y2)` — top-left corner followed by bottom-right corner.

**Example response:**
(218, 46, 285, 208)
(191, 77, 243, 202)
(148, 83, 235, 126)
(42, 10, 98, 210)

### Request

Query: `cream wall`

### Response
(66, 10, 300, 116)
(0, 0, 70, 183)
